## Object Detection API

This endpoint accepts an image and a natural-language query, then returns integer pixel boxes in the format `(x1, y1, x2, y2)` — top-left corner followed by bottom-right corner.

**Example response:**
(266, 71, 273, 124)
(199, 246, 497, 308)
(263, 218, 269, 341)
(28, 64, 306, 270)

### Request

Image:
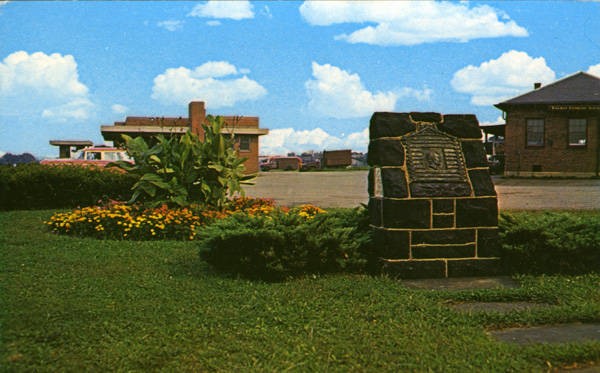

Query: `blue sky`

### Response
(1, 1, 599, 158)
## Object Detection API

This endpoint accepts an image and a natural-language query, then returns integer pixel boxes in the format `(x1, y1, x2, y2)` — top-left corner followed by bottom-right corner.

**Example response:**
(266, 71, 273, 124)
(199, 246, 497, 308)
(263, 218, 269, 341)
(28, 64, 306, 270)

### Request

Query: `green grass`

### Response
(1, 210, 599, 372)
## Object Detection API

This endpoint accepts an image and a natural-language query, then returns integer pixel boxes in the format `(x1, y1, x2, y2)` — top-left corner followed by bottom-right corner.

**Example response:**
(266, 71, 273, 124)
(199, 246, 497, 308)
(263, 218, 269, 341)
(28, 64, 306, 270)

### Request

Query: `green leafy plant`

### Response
(109, 116, 253, 209)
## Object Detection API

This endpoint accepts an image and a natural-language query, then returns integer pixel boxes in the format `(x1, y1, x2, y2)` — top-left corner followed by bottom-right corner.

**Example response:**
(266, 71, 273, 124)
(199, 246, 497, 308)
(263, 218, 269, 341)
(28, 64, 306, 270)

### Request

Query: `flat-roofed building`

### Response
(48, 140, 94, 159)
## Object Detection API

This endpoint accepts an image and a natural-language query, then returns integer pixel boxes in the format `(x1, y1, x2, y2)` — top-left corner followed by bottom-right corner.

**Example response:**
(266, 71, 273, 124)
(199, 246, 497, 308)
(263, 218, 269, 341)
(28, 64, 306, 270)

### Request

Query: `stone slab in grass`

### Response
(555, 366, 600, 373)
(450, 301, 553, 313)
(490, 323, 600, 345)
(401, 276, 519, 291)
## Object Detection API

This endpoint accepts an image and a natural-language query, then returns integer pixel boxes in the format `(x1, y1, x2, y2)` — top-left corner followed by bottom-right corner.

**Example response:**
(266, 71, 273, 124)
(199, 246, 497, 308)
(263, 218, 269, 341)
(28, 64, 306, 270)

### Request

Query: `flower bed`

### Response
(46, 203, 202, 240)
(45, 197, 325, 241)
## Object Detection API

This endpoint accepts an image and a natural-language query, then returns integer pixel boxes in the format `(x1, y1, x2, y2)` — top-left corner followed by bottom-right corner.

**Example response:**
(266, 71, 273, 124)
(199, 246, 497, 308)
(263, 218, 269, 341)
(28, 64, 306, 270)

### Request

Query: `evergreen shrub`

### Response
(199, 206, 373, 281)
(499, 212, 600, 274)
(0, 164, 137, 210)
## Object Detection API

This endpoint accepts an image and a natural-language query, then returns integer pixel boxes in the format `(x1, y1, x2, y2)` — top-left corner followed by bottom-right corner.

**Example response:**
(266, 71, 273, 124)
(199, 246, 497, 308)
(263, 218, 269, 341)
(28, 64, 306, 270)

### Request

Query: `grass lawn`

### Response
(1, 210, 599, 371)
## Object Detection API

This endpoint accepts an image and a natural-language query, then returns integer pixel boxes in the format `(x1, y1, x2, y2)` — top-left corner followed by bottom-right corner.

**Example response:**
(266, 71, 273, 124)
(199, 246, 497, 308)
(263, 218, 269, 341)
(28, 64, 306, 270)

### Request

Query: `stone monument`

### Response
(368, 112, 500, 278)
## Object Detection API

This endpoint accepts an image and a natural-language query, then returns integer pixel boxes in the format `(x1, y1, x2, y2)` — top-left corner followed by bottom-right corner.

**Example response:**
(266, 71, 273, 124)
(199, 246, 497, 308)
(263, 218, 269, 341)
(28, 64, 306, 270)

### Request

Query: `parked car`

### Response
(486, 154, 505, 174)
(41, 146, 132, 168)
(259, 156, 302, 171)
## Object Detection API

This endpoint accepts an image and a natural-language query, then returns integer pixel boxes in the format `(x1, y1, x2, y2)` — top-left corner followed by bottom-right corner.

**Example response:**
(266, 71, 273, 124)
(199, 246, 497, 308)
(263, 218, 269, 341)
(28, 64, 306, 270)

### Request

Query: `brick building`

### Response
(495, 72, 600, 177)
(101, 101, 268, 174)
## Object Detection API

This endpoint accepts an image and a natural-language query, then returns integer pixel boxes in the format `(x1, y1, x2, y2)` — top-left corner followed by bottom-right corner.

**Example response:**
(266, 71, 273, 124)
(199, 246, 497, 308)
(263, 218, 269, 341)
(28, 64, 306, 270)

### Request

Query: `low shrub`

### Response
(199, 206, 372, 281)
(0, 164, 137, 210)
(499, 212, 600, 275)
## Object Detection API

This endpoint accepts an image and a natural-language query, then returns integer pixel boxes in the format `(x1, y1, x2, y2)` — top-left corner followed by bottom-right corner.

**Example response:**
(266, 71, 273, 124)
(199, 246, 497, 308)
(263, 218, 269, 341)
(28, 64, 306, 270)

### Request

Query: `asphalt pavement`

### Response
(244, 171, 600, 210)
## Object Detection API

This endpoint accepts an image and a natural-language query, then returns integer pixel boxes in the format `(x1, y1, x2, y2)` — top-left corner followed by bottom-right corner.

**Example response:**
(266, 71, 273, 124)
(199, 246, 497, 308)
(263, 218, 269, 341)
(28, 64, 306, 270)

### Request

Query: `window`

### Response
(85, 152, 101, 160)
(103, 152, 120, 161)
(568, 118, 587, 146)
(239, 135, 251, 151)
(526, 119, 544, 147)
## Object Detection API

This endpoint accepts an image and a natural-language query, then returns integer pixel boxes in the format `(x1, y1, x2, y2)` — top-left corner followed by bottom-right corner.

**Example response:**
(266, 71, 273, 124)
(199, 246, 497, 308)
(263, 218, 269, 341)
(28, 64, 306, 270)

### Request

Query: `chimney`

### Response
(189, 101, 206, 139)
(534, 82, 542, 89)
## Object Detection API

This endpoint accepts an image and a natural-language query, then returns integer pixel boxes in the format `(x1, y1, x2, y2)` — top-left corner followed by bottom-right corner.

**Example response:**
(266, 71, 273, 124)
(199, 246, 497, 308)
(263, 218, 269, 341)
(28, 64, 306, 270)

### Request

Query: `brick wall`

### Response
(222, 116, 260, 128)
(124, 117, 188, 127)
(189, 102, 262, 175)
(235, 136, 260, 174)
(505, 108, 599, 176)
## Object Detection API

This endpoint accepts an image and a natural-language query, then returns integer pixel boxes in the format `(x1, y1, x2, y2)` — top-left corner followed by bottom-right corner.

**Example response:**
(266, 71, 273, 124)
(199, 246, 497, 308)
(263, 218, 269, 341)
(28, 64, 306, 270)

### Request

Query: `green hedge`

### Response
(499, 212, 600, 275)
(199, 207, 372, 281)
(199, 209, 599, 280)
(0, 164, 137, 210)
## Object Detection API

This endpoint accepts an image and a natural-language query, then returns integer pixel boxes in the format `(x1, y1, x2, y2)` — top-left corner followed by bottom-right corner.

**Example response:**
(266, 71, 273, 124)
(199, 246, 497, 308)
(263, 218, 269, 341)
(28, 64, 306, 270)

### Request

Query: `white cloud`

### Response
(306, 62, 430, 118)
(41, 97, 95, 122)
(299, 1, 528, 46)
(157, 20, 183, 32)
(0, 150, 5, 158)
(0, 51, 94, 121)
(193, 61, 239, 78)
(588, 63, 600, 77)
(261, 127, 369, 155)
(397, 86, 433, 102)
(451, 50, 556, 105)
(206, 20, 221, 27)
(111, 104, 128, 114)
(480, 116, 505, 126)
(151, 61, 266, 108)
(189, 1, 254, 20)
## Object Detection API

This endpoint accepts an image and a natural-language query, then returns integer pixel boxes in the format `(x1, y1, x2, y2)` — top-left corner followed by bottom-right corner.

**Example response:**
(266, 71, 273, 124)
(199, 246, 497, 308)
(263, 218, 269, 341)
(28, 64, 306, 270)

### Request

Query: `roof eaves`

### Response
(495, 71, 594, 107)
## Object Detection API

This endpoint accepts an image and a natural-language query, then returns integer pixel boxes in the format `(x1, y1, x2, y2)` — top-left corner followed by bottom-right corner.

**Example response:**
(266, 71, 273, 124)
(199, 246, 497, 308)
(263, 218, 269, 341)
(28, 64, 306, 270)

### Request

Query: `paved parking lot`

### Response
(244, 171, 600, 210)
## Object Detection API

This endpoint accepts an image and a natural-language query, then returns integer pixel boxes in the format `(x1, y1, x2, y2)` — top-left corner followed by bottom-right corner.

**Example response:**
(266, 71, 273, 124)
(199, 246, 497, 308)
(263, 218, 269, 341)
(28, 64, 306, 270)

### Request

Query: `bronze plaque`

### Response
(402, 125, 468, 184)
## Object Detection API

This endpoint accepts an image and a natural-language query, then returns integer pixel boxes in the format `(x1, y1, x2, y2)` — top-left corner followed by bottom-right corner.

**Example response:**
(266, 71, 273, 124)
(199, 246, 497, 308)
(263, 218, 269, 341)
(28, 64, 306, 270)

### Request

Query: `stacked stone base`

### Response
(370, 196, 502, 279)
(382, 258, 502, 279)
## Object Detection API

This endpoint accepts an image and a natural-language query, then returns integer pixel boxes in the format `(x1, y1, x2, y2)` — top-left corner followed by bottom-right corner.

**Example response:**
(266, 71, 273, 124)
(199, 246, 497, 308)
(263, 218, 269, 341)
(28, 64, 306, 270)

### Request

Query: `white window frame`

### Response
(568, 118, 587, 147)
(526, 118, 545, 147)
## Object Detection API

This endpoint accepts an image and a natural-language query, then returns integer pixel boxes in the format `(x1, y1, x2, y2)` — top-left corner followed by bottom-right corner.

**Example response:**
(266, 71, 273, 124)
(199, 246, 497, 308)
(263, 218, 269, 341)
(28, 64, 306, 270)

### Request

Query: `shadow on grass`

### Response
(167, 248, 247, 282)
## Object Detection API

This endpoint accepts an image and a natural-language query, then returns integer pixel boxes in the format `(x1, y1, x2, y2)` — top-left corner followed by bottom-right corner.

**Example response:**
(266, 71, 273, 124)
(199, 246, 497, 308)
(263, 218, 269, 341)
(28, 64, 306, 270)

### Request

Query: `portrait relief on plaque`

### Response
(402, 125, 468, 184)
(423, 148, 445, 170)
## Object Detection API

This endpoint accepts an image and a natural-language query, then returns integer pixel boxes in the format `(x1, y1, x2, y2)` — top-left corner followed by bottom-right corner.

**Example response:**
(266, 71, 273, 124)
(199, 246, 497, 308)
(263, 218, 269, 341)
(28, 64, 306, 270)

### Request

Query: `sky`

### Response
(1, 1, 599, 158)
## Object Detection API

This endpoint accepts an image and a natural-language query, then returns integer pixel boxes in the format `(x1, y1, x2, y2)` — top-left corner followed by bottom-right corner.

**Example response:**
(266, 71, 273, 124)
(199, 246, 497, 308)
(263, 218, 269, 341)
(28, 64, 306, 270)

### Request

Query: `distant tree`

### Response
(0, 153, 38, 165)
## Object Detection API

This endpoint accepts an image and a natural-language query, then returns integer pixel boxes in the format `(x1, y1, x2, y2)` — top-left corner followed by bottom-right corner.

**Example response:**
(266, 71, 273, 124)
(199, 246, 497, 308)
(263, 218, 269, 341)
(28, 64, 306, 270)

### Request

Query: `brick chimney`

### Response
(189, 101, 206, 139)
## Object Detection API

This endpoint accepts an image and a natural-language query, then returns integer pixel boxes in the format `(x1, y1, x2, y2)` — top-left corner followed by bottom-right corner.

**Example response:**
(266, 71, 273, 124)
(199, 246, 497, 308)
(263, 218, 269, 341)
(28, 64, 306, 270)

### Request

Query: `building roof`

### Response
(495, 72, 600, 110)
(100, 101, 268, 143)
(480, 124, 505, 137)
(101, 125, 189, 135)
(100, 125, 269, 143)
(49, 140, 94, 146)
